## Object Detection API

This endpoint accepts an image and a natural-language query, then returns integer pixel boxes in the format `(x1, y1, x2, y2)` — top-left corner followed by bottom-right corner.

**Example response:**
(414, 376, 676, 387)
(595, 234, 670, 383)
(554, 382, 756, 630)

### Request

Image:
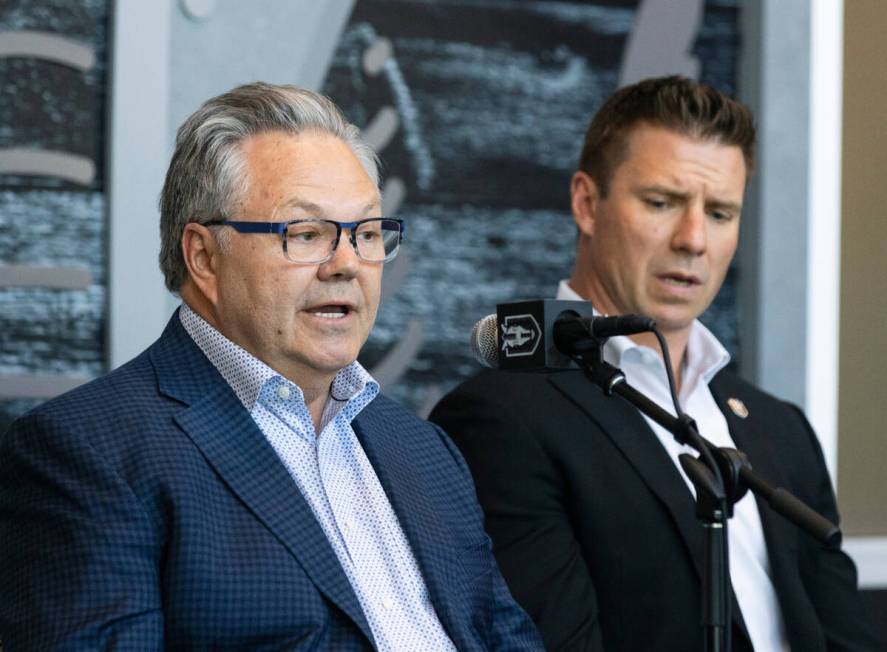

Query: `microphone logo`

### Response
(500, 314, 541, 358)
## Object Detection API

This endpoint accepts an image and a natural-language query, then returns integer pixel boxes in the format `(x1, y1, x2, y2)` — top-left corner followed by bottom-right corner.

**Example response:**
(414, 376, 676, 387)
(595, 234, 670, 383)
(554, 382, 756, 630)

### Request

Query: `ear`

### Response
(181, 223, 221, 305)
(570, 170, 599, 238)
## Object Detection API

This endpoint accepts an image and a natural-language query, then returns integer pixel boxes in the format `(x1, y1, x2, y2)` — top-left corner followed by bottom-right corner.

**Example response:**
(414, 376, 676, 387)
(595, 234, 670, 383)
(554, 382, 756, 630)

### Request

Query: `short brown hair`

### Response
(578, 76, 756, 196)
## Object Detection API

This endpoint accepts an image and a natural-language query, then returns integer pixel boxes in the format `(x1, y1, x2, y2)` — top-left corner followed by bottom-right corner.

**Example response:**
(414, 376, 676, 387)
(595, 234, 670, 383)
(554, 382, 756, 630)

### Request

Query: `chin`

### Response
(652, 315, 697, 334)
(312, 351, 360, 374)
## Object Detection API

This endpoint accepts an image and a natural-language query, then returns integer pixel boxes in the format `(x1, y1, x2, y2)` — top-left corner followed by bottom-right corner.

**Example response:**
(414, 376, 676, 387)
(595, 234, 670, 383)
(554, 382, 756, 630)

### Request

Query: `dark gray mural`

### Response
(0, 0, 741, 428)
(0, 0, 109, 430)
(323, 0, 742, 414)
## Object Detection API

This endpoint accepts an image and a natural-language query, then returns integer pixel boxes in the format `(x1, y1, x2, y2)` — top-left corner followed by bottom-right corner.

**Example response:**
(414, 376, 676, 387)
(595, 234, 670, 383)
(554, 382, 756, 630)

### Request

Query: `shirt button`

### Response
(382, 597, 393, 610)
(277, 385, 291, 400)
(344, 518, 354, 531)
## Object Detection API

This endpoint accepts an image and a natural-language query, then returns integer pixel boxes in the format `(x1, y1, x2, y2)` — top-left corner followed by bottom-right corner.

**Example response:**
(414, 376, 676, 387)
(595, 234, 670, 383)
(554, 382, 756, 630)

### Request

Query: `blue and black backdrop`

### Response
(1, 0, 740, 421)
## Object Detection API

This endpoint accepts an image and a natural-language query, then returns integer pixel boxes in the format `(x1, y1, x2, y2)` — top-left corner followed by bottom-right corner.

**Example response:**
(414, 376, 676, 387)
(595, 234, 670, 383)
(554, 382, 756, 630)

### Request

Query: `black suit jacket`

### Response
(430, 367, 881, 651)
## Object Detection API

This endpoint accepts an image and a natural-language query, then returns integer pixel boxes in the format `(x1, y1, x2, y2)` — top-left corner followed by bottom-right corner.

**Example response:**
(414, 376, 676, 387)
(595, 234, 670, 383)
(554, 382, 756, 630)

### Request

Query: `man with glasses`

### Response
(0, 83, 542, 651)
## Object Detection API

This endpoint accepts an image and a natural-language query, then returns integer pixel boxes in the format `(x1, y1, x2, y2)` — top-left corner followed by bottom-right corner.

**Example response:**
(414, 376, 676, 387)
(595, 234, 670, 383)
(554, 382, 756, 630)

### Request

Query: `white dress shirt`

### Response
(557, 280, 790, 651)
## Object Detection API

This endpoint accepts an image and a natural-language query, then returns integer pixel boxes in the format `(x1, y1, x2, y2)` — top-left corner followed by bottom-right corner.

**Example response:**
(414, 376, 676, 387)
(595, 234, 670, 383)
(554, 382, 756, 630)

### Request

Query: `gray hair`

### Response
(159, 81, 380, 292)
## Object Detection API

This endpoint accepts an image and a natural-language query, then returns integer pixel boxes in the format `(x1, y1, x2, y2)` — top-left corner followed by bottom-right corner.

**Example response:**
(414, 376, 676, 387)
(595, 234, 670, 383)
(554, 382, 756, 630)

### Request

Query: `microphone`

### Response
(471, 299, 654, 369)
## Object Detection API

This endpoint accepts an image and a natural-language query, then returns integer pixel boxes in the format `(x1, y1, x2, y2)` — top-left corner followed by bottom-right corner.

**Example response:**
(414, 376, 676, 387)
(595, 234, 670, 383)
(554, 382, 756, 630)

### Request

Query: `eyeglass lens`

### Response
(284, 219, 400, 263)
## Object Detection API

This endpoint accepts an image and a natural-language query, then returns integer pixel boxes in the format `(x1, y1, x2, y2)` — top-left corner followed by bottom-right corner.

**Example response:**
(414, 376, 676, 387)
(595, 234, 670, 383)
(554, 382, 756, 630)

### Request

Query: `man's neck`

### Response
(181, 288, 335, 432)
(302, 380, 334, 433)
(563, 277, 691, 391)
(627, 329, 690, 392)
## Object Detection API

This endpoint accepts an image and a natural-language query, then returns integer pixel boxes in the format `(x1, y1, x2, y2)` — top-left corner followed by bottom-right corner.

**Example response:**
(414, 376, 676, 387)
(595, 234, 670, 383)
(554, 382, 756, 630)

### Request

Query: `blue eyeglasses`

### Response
(203, 218, 405, 264)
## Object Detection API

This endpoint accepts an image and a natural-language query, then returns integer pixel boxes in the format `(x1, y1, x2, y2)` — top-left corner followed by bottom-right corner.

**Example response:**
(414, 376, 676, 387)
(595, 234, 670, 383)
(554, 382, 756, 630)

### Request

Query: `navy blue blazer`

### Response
(0, 315, 542, 651)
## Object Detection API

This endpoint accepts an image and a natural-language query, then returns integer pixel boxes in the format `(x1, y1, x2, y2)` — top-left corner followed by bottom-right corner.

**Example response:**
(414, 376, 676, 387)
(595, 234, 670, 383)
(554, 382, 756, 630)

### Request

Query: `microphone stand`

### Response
(566, 336, 841, 652)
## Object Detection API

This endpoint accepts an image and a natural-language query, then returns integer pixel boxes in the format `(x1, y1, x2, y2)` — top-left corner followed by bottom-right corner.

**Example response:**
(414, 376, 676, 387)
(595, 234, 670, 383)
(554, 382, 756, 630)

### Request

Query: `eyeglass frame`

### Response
(202, 217, 405, 264)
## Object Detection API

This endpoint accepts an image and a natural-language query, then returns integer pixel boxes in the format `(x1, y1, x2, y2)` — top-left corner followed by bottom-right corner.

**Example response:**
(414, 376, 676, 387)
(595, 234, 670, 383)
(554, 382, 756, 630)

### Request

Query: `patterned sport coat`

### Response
(0, 314, 542, 651)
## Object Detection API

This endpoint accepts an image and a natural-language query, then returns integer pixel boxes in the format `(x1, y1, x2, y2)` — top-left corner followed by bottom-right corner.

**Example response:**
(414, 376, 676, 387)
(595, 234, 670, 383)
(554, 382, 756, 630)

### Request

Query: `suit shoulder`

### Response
(429, 369, 586, 457)
(711, 368, 820, 466)
(364, 393, 435, 429)
(9, 349, 155, 427)
(362, 393, 457, 445)
(360, 393, 476, 482)
(711, 367, 801, 414)
(1, 347, 167, 470)
(436, 368, 573, 409)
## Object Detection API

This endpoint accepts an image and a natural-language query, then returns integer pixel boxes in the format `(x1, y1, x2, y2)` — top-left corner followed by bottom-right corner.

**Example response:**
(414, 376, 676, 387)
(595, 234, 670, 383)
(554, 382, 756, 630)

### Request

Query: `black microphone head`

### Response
(470, 314, 499, 368)
(476, 300, 596, 370)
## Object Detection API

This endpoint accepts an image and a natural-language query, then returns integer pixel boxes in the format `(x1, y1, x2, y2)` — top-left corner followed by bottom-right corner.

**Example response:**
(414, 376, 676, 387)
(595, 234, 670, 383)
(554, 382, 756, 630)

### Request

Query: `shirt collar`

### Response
(554, 279, 730, 381)
(179, 302, 378, 412)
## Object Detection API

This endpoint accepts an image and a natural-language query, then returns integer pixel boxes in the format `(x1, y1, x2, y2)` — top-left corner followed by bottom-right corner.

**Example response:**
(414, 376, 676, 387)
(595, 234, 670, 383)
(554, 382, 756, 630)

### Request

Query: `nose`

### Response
(317, 229, 361, 280)
(671, 203, 707, 256)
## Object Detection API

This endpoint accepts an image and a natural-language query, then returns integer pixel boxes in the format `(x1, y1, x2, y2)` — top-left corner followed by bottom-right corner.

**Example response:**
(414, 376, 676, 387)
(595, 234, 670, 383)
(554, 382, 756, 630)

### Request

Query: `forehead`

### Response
(616, 125, 747, 191)
(239, 131, 380, 216)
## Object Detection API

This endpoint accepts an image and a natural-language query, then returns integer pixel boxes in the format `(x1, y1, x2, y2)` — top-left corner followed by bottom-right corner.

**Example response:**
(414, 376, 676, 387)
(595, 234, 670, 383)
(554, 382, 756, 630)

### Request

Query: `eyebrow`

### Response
(282, 199, 382, 217)
(636, 185, 742, 214)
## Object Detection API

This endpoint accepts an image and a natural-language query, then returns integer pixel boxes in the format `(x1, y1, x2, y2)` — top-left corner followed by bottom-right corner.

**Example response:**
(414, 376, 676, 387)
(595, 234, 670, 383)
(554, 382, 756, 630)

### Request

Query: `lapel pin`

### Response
(727, 397, 749, 419)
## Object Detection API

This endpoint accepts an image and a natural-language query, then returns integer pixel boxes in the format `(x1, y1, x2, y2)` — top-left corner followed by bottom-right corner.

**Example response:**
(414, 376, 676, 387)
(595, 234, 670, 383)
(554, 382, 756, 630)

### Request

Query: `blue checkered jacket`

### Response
(0, 315, 542, 651)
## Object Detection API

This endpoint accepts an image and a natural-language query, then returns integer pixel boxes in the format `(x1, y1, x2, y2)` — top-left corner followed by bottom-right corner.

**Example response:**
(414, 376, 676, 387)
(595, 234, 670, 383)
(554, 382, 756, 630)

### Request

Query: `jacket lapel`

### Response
(548, 370, 706, 578)
(709, 374, 799, 550)
(149, 315, 374, 643)
(709, 374, 800, 593)
(352, 398, 471, 648)
(554, 369, 764, 645)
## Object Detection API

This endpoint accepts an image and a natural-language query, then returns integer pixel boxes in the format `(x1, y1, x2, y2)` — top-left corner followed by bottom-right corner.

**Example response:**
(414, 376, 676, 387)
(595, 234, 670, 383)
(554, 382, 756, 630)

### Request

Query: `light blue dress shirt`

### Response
(180, 304, 456, 651)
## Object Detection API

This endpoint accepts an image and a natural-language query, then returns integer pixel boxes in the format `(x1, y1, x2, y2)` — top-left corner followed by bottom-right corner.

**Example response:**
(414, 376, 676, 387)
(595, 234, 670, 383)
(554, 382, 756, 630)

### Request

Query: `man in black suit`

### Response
(430, 76, 881, 651)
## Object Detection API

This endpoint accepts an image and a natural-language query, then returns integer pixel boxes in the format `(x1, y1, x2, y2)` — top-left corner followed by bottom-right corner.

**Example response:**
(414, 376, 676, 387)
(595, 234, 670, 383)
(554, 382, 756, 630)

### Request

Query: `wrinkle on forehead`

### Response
(620, 129, 746, 204)
(279, 199, 383, 220)
(239, 131, 380, 219)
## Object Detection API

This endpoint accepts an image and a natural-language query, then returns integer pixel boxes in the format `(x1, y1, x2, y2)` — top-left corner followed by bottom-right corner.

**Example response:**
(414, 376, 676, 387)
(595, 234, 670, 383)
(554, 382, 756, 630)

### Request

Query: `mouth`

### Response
(307, 303, 354, 320)
(658, 272, 702, 288)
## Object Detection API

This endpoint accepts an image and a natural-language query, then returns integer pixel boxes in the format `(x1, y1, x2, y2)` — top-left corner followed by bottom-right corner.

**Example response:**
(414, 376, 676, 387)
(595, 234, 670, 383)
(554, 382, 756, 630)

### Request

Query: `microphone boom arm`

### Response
(574, 343, 841, 548)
